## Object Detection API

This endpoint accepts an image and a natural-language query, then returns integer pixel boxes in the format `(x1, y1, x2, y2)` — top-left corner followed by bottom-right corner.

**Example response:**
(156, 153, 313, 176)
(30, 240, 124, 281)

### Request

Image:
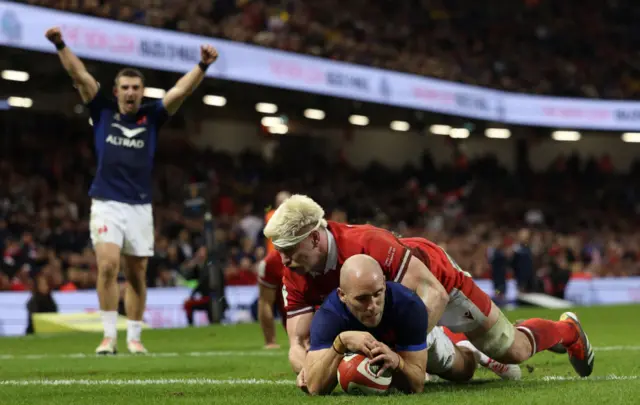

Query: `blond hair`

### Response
(263, 194, 327, 248)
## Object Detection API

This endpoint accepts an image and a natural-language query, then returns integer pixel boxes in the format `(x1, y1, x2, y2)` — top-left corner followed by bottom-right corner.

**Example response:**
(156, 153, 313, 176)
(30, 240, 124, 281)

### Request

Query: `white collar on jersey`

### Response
(324, 228, 338, 273)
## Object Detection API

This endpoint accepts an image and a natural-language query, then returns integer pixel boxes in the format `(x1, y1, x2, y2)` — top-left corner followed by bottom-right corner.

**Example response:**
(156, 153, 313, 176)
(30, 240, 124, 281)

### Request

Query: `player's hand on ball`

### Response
(263, 343, 280, 350)
(339, 331, 378, 358)
(200, 45, 218, 65)
(296, 368, 308, 393)
(45, 27, 63, 44)
(370, 342, 401, 377)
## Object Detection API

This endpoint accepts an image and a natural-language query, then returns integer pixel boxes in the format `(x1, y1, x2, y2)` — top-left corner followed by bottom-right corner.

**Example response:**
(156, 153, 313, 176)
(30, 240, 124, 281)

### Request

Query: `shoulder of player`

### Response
(87, 90, 117, 111)
(386, 282, 424, 312)
(138, 100, 166, 117)
(282, 267, 309, 292)
(262, 253, 284, 279)
(316, 293, 348, 319)
(265, 249, 283, 265)
(330, 221, 390, 249)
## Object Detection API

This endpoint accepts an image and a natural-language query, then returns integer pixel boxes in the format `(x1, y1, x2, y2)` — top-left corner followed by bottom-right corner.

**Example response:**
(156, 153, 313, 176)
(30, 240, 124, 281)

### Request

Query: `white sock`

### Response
(456, 340, 491, 366)
(101, 311, 118, 339)
(127, 320, 143, 342)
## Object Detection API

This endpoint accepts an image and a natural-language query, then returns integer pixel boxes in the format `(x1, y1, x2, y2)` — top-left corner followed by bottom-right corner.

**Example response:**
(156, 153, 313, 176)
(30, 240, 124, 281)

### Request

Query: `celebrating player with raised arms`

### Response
(45, 26, 218, 354)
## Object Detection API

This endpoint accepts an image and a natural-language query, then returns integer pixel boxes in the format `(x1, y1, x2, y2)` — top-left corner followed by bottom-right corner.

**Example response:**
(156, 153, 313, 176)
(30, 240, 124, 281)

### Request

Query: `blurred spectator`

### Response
(183, 247, 214, 326)
(487, 234, 509, 307)
(3, 111, 640, 302)
(32, 0, 640, 99)
(511, 229, 535, 293)
(25, 266, 58, 335)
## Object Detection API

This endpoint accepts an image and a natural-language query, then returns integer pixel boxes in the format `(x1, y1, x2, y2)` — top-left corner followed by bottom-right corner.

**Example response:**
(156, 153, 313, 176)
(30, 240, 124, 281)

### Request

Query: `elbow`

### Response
(397, 378, 425, 395)
(411, 381, 425, 394)
(405, 374, 426, 394)
(306, 380, 331, 396)
(433, 285, 449, 307)
(306, 382, 322, 396)
(439, 288, 450, 304)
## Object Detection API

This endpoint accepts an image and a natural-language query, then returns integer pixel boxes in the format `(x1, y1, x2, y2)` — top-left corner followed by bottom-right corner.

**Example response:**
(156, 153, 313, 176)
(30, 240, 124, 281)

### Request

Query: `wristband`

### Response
(55, 41, 66, 51)
(198, 61, 210, 72)
(332, 335, 346, 354)
(396, 354, 405, 372)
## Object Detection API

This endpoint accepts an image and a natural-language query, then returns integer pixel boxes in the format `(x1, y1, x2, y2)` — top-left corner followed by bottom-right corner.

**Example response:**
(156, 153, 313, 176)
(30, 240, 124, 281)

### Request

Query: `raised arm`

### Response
(45, 27, 98, 103)
(162, 45, 218, 116)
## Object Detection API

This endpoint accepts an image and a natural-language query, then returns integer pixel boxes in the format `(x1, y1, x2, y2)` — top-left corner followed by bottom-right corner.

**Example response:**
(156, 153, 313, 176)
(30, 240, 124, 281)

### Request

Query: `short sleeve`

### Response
(282, 270, 314, 318)
(309, 308, 346, 351)
(148, 100, 169, 128)
(86, 87, 115, 125)
(258, 252, 283, 289)
(361, 230, 413, 283)
(394, 295, 428, 352)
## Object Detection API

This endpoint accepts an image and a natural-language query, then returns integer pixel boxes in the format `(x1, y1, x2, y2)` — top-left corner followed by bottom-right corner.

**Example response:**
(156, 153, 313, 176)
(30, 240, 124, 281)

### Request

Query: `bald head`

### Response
(338, 254, 386, 327)
(340, 254, 384, 292)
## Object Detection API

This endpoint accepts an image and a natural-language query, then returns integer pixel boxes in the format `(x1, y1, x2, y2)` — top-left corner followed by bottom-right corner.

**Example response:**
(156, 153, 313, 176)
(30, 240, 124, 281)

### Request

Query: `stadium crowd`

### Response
(24, 0, 640, 99)
(2, 113, 640, 298)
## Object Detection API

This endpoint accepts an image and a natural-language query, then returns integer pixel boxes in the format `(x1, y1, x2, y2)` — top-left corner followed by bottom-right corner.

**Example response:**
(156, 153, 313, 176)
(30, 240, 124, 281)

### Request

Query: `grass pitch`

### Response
(1, 305, 639, 405)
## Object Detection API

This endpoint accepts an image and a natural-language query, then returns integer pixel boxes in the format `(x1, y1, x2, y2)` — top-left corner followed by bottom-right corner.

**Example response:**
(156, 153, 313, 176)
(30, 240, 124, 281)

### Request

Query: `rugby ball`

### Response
(337, 353, 392, 395)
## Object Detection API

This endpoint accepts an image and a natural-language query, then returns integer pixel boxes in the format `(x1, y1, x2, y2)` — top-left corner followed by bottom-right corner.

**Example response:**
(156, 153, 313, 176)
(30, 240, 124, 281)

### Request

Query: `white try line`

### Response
(542, 375, 639, 382)
(0, 350, 286, 360)
(0, 378, 295, 386)
(0, 375, 637, 386)
(0, 345, 637, 361)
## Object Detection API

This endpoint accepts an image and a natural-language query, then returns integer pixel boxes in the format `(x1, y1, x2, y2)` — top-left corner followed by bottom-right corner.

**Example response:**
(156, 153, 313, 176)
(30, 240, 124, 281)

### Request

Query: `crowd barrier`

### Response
(1, 278, 637, 336)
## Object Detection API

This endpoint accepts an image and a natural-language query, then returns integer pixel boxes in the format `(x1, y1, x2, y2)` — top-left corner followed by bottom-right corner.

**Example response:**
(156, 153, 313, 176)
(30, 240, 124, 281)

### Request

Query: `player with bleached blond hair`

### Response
(264, 194, 593, 390)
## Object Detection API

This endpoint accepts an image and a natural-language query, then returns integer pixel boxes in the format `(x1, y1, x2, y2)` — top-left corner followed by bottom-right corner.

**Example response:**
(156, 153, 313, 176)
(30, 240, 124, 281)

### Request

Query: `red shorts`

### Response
(442, 327, 468, 345)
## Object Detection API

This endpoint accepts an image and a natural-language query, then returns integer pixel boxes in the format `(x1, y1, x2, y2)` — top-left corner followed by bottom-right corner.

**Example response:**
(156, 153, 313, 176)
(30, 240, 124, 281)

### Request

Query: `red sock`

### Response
(442, 327, 467, 344)
(516, 318, 579, 354)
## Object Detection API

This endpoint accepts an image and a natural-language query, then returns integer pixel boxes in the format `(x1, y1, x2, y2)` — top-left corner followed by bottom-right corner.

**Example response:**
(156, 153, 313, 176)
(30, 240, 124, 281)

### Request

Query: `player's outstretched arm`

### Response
(388, 349, 428, 394)
(45, 27, 98, 103)
(304, 348, 341, 395)
(286, 312, 313, 374)
(162, 45, 218, 116)
(401, 257, 449, 333)
(305, 331, 378, 396)
(258, 284, 278, 348)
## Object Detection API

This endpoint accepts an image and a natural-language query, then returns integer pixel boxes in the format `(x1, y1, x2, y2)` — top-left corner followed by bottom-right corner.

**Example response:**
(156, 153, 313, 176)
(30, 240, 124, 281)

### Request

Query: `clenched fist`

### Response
(200, 45, 218, 65)
(45, 26, 63, 45)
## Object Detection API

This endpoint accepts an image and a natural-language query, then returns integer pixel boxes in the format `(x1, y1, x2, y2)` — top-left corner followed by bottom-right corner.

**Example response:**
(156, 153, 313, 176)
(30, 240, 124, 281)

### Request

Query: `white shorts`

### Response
(425, 326, 456, 375)
(90, 199, 154, 257)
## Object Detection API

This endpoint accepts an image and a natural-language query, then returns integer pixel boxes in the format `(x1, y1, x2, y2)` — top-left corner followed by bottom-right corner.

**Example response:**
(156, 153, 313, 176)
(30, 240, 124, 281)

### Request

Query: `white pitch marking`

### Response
(0, 378, 295, 386)
(0, 346, 637, 361)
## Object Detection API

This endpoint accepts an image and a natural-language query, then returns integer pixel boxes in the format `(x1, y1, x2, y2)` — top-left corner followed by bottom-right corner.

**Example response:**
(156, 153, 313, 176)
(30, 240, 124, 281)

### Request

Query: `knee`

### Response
(502, 331, 533, 364)
(446, 347, 476, 382)
(124, 259, 147, 284)
(97, 258, 119, 281)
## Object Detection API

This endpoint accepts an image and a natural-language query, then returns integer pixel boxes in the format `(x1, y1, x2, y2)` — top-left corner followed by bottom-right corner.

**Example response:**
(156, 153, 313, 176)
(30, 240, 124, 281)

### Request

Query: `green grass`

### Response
(1, 305, 639, 404)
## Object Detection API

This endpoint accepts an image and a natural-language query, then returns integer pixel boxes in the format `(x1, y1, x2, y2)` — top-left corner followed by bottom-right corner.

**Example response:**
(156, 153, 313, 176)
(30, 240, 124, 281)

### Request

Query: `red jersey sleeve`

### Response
(257, 251, 284, 289)
(360, 229, 413, 283)
(282, 269, 315, 318)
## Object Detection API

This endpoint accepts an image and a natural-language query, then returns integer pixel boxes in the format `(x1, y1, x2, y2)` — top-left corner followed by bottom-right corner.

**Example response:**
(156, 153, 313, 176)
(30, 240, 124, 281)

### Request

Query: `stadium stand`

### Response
(2, 111, 639, 299)
(2, 0, 639, 306)
(22, 0, 640, 99)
